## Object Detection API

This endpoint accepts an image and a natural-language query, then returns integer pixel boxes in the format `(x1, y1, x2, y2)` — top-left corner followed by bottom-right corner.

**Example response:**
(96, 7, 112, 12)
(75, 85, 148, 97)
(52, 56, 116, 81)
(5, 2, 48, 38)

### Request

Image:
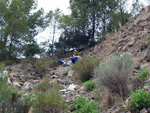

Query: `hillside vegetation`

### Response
(1, 0, 150, 113)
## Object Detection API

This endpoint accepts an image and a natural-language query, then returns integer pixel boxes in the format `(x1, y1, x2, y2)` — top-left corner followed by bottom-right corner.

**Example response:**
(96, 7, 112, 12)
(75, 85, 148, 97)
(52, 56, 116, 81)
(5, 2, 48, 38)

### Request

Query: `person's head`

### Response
(8, 68, 12, 73)
(73, 50, 78, 55)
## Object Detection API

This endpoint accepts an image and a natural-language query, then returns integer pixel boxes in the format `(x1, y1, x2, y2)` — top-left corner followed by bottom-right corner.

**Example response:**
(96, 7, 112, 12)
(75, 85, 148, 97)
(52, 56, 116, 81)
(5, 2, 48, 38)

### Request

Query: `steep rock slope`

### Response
(86, 5, 150, 68)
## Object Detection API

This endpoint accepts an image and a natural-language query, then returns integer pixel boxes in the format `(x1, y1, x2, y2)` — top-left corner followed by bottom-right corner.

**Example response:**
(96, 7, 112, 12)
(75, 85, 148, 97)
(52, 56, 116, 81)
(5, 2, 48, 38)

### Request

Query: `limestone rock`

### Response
(22, 82, 33, 90)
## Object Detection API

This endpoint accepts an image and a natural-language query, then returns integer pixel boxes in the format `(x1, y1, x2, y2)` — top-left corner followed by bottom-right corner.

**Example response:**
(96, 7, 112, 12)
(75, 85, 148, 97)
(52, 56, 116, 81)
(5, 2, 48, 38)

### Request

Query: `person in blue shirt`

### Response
(58, 50, 80, 66)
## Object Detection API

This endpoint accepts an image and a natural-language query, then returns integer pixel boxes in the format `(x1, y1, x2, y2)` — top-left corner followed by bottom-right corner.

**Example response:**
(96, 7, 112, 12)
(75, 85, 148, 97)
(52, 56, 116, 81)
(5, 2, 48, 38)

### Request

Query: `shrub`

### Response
(34, 91, 69, 113)
(146, 36, 150, 47)
(72, 96, 98, 113)
(34, 57, 59, 77)
(0, 62, 19, 103)
(0, 93, 36, 113)
(85, 80, 96, 91)
(34, 77, 64, 92)
(0, 84, 19, 103)
(15, 94, 36, 113)
(94, 53, 134, 98)
(72, 56, 100, 82)
(128, 89, 150, 110)
(138, 68, 149, 79)
(0, 62, 7, 84)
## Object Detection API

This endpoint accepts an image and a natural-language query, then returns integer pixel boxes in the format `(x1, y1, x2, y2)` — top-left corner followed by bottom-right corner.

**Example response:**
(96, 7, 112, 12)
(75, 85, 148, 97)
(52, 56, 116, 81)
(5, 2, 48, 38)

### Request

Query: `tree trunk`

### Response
(51, 21, 56, 56)
(4, 34, 8, 48)
(91, 0, 96, 45)
(120, 6, 125, 26)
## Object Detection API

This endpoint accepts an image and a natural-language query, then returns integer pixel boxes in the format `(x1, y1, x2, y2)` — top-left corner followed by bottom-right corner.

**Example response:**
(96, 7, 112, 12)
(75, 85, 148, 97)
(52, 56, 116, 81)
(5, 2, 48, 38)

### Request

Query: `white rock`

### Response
(22, 82, 33, 90)
(67, 84, 76, 91)
(60, 89, 67, 92)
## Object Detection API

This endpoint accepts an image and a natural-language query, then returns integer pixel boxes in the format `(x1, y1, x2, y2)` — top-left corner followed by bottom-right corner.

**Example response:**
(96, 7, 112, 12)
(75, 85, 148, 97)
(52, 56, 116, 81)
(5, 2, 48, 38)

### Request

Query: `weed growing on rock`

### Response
(72, 56, 100, 82)
(128, 88, 150, 111)
(138, 68, 149, 79)
(85, 80, 96, 91)
(62, 69, 70, 76)
(72, 96, 99, 113)
(94, 53, 134, 98)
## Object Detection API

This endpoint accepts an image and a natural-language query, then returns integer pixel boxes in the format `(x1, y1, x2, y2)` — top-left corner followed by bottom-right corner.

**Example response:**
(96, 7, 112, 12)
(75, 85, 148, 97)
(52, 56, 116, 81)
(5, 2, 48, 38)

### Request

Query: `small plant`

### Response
(34, 91, 69, 113)
(62, 69, 70, 76)
(16, 94, 36, 113)
(128, 88, 150, 111)
(72, 96, 98, 113)
(34, 77, 64, 92)
(138, 68, 149, 79)
(72, 56, 100, 82)
(0, 62, 8, 83)
(85, 80, 96, 90)
(33, 58, 59, 77)
(146, 36, 150, 47)
(94, 53, 134, 98)
(0, 84, 19, 103)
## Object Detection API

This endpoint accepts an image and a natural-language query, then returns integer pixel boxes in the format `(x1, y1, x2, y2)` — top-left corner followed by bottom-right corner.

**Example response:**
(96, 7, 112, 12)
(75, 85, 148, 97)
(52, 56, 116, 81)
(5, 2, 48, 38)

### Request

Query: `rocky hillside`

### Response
(86, 5, 150, 68)
(6, 5, 150, 113)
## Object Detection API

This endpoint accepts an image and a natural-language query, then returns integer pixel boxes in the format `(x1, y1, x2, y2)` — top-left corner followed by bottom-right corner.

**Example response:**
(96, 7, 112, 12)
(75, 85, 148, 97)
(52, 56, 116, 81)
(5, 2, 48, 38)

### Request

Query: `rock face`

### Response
(83, 5, 150, 74)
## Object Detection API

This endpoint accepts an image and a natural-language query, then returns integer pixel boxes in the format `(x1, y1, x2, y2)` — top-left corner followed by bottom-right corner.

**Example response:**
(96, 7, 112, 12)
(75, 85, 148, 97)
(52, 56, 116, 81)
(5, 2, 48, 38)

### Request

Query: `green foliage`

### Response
(0, 0, 47, 59)
(34, 77, 64, 92)
(33, 58, 58, 77)
(128, 89, 150, 110)
(16, 94, 36, 113)
(138, 68, 149, 79)
(0, 93, 36, 113)
(107, 12, 131, 33)
(3, 58, 20, 65)
(85, 80, 96, 91)
(146, 36, 150, 47)
(72, 56, 100, 82)
(0, 62, 7, 84)
(94, 53, 134, 97)
(0, 62, 18, 103)
(34, 91, 69, 113)
(62, 69, 70, 76)
(54, 30, 90, 55)
(0, 84, 19, 103)
(131, 0, 144, 17)
(72, 96, 98, 113)
(24, 40, 42, 57)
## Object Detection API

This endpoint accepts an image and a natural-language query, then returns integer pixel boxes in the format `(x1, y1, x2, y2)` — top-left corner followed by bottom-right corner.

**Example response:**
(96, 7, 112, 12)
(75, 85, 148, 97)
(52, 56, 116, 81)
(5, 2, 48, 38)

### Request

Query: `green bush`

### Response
(15, 94, 36, 113)
(0, 93, 36, 113)
(34, 77, 64, 92)
(0, 62, 19, 103)
(34, 91, 69, 113)
(94, 53, 134, 98)
(34, 58, 59, 77)
(0, 84, 19, 103)
(72, 56, 100, 82)
(146, 36, 150, 47)
(138, 68, 149, 79)
(128, 89, 150, 110)
(72, 96, 98, 113)
(85, 80, 96, 91)
(0, 62, 7, 84)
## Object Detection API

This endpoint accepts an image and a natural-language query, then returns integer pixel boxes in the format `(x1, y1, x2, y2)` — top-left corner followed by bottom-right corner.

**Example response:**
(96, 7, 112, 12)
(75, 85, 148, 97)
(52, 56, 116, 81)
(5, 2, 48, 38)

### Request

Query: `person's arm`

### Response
(8, 77, 12, 84)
